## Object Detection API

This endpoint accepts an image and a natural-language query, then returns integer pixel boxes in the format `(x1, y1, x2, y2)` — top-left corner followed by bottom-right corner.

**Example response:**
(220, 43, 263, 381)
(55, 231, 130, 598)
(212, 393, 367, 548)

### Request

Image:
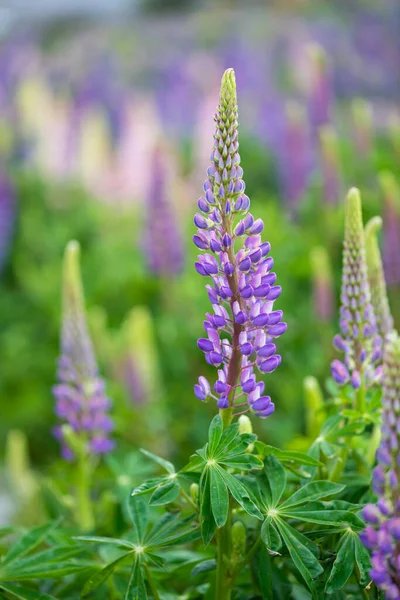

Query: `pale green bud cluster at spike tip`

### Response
(331, 188, 382, 390)
(193, 68, 287, 420)
(365, 216, 394, 339)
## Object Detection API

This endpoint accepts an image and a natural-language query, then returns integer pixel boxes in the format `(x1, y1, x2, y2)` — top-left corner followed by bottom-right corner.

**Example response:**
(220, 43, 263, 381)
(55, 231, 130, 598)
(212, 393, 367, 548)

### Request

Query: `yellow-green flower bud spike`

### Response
(190, 483, 199, 505)
(364, 216, 393, 338)
(303, 376, 326, 439)
(231, 520, 246, 563)
(219, 68, 237, 114)
(238, 415, 253, 435)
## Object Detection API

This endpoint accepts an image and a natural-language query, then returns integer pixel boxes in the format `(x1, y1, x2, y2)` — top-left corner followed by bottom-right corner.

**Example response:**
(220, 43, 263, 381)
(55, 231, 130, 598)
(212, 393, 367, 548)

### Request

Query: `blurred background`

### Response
(0, 0, 399, 480)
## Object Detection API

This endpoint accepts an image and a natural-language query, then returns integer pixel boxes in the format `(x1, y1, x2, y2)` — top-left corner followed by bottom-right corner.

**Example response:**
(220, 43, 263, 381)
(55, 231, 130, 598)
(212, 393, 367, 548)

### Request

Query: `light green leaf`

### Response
(131, 477, 165, 497)
(149, 480, 180, 506)
(0, 583, 56, 600)
(199, 469, 217, 545)
(280, 508, 364, 530)
(280, 481, 344, 510)
(219, 454, 263, 471)
(128, 495, 148, 543)
(74, 536, 135, 550)
(325, 532, 355, 594)
(140, 449, 175, 474)
(190, 559, 217, 578)
(210, 466, 229, 527)
(81, 553, 133, 597)
(354, 535, 371, 587)
(125, 556, 147, 600)
(180, 454, 205, 472)
(255, 443, 322, 467)
(260, 519, 282, 554)
(1, 522, 57, 566)
(263, 455, 286, 509)
(213, 423, 239, 457)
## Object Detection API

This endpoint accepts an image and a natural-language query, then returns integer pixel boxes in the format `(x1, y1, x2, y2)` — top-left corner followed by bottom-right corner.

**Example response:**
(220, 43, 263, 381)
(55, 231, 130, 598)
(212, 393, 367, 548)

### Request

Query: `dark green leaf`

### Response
(275, 519, 322, 591)
(145, 513, 181, 546)
(180, 454, 205, 473)
(255, 443, 322, 467)
(354, 535, 371, 587)
(131, 477, 165, 497)
(145, 553, 164, 568)
(190, 559, 217, 578)
(220, 453, 263, 471)
(208, 415, 223, 457)
(280, 481, 344, 510)
(280, 508, 364, 530)
(149, 480, 180, 506)
(81, 553, 132, 597)
(125, 556, 147, 600)
(14, 546, 85, 569)
(1, 522, 57, 566)
(209, 466, 229, 527)
(263, 455, 286, 509)
(256, 545, 274, 600)
(128, 496, 148, 543)
(325, 532, 355, 594)
(140, 449, 175, 474)
(155, 527, 201, 548)
(1, 562, 93, 580)
(219, 469, 263, 519)
(261, 519, 282, 553)
(213, 423, 239, 457)
(199, 469, 217, 545)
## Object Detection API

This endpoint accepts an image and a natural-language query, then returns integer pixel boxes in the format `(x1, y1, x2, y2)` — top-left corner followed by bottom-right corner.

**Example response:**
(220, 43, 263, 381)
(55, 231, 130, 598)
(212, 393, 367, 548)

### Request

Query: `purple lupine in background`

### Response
(306, 44, 333, 131)
(310, 246, 334, 322)
(193, 69, 287, 422)
(53, 241, 114, 460)
(281, 101, 313, 212)
(318, 124, 342, 205)
(143, 145, 184, 276)
(380, 172, 400, 287)
(365, 216, 393, 339)
(360, 331, 400, 599)
(331, 188, 381, 395)
(0, 169, 15, 272)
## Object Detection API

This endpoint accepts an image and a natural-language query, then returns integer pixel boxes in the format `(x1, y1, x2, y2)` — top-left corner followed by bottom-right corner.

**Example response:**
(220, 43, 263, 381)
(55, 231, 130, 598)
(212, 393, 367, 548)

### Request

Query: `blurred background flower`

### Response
(0, 0, 399, 483)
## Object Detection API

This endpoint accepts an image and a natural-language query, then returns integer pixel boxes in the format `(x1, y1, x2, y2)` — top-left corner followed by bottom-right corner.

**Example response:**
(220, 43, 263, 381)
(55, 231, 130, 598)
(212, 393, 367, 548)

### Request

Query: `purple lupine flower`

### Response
(331, 188, 381, 390)
(0, 169, 15, 272)
(361, 331, 400, 598)
(53, 241, 114, 460)
(193, 69, 286, 420)
(143, 145, 184, 276)
(380, 172, 400, 287)
(365, 216, 393, 340)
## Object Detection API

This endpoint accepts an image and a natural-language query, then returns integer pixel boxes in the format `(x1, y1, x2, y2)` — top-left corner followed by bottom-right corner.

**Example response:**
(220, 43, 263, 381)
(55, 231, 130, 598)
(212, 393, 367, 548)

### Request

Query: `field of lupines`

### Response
(1, 4, 400, 599)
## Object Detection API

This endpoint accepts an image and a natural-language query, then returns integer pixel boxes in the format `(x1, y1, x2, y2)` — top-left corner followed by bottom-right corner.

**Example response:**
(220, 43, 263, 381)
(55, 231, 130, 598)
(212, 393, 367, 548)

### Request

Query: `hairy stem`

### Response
(215, 506, 232, 600)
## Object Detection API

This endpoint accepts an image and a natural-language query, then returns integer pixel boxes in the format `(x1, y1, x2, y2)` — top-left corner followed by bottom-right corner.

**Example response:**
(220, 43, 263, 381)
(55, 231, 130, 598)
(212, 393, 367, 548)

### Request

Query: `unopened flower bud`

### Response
(190, 483, 199, 505)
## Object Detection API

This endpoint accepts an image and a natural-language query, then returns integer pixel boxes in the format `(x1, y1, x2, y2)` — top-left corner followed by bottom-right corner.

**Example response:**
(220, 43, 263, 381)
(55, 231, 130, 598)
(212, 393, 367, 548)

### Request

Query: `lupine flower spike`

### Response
(361, 331, 400, 599)
(53, 241, 114, 459)
(365, 216, 393, 340)
(331, 188, 381, 406)
(193, 69, 287, 424)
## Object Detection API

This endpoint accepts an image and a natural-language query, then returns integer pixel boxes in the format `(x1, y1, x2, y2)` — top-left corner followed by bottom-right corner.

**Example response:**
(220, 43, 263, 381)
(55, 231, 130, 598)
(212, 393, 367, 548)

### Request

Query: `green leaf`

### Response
(325, 532, 355, 594)
(199, 469, 217, 545)
(213, 423, 239, 457)
(0, 583, 56, 600)
(145, 512, 181, 546)
(255, 443, 322, 467)
(257, 545, 274, 600)
(219, 469, 263, 519)
(1, 522, 57, 567)
(275, 519, 322, 591)
(74, 536, 136, 550)
(125, 556, 147, 600)
(208, 415, 223, 457)
(128, 495, 148, 543)
(1, 562, 93, 580)
(263, 455, 287, 509)
(149, 480, 180, 506)
(81, 553, 133, 597)
(260, 519, 282, 553)
(279, 481, 344, 510)
(190, 559, 217, 578)
(180, 454, 205, 473)
(320, 441, 337, 459)
(280, 508, 365, 530)
(140, 449, 175, 474)
(220, 453, 263, 471)
(155, 527, 201, 548)
(14, 546, 85, 569)
(209, 466, 229, 527)
(131, 477, 166, 497)
(354, 535, 371, 586)
(145, 553, 164, 568)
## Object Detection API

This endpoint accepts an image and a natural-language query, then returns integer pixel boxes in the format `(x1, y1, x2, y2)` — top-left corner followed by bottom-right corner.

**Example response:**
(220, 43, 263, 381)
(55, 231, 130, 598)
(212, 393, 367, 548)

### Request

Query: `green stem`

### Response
(329, 447, 349, 483)
(215, 507, 232, 600)
(220, 407, 233, 429)
(144, 564, 161, 600)
(180, 486, 198, 512)
(355, 380, 366, 413)
(76, 451, 94, 532)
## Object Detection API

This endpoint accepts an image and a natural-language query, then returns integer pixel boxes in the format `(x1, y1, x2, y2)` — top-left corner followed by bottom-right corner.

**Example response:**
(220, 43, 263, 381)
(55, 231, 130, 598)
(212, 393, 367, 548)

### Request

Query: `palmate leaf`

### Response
(279, 481, 344, 510)
(262, 455, 287, 509)
(74, 536, 136, 550)
(190, 559, 217, 578)
(199, 468, 217, 546)
(140, 449, 175, 475)
(128, 496, 148, 544)
(208, 414, 224, 456)
(0, 562, 93, 581)
(149, 479, 180, 506)
(218, 469, 263, 520)
(209, 466, 229, 527)
(325, 532, 355, 594)
(125, 556, 147, 600)
(255, 443, 323, 468)
(280, 506, 365, 531)
(260, 518, 282, 554)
